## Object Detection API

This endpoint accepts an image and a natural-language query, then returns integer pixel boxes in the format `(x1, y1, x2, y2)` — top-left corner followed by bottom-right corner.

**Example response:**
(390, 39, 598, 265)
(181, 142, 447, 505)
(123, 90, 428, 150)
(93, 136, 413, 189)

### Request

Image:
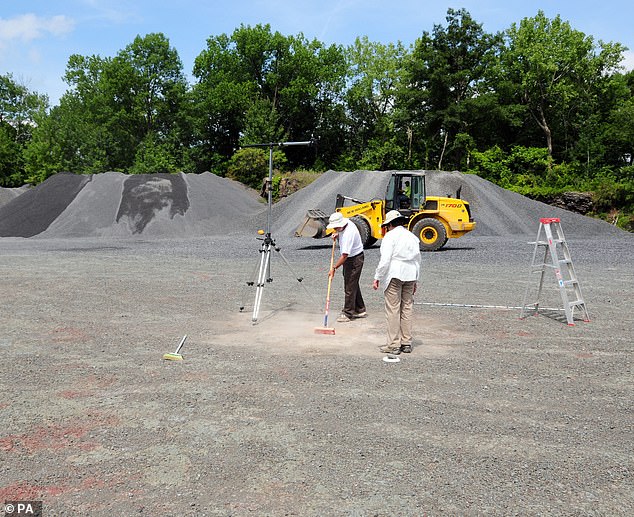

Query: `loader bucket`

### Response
(295, 209, 329, 238)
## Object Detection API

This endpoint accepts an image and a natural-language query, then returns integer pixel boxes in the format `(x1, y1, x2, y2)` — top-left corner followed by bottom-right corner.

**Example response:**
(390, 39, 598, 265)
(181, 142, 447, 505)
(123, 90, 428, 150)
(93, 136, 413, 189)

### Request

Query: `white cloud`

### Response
(0, 13, 75, 45)
(622, 50, 634, 72)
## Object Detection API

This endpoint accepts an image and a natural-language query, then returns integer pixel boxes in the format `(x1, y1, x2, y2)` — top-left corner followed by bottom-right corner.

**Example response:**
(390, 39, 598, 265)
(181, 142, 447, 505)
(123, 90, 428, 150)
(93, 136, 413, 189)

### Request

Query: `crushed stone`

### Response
(0, 170, 626, 239)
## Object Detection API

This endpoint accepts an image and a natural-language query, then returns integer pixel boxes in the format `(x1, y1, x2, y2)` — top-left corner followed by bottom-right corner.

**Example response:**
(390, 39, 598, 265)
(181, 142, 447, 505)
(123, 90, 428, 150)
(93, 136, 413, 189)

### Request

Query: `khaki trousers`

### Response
(384, 278, 415, 348)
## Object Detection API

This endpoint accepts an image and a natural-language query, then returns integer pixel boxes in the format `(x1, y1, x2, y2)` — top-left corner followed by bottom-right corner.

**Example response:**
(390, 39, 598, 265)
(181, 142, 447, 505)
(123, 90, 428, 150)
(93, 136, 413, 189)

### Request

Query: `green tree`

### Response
(498, 11, 624, 161)
(398, 8, 502, 170)
(129, 132, 180, 174)
(23, 100, 82, 183)
(116, 34, 190, 144)
(26, 33, 190, 177)
(595, 71, 634, 173)
(0, 74, 48, 185)
(343, 36, 408, 168)
(226, 147, 267, 189)
(192, 24, 346, 172)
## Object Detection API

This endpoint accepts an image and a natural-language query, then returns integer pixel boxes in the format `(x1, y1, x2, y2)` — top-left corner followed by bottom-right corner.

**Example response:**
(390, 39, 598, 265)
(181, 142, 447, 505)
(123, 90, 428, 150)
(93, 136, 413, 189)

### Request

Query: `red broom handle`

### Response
(323, 239, 336, 327)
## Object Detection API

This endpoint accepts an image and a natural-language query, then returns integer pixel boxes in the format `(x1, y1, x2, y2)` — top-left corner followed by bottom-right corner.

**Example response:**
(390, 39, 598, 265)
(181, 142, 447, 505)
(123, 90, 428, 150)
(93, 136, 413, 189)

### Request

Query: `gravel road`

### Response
(0, 231, 632, 516)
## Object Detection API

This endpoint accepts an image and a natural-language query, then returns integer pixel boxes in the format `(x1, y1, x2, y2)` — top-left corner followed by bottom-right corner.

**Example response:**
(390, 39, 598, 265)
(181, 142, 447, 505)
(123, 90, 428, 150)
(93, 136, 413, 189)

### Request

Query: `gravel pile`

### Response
(0, 172, 264, 238)
(0, 173, 91, 237)
(268, 169, 624, 238)
(0, 170, 626, 239)
(0, 184, 30, 209)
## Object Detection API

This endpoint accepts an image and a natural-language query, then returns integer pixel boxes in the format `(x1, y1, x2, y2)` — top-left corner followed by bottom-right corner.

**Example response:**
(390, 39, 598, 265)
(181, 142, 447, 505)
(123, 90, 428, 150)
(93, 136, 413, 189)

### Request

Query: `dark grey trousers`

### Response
(342, 252, 365, 318)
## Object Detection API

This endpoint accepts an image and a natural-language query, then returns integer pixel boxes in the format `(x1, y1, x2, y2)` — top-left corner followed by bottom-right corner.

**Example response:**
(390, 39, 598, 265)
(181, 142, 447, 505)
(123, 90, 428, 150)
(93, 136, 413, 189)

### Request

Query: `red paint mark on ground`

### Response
(84, 373, 117, 388)
(576, 352, 594, 359)
(0, 476, 111, 500)
(56, 373, 118, 400)
(81, 477, 107, 490)
(49, 326, 91, 344)
(0, 481, 65, 499)
(0, 414, 119, 454)
(517, 331, 532, 337)
(183, 372, 211, 381)
(273, 367, 292, 381)
(59, 390, 91, 399)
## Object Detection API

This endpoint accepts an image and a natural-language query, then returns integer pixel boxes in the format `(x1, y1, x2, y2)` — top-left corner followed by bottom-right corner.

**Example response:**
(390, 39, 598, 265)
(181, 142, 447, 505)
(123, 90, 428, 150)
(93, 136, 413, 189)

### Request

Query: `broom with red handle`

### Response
(314, 238, 336, 335)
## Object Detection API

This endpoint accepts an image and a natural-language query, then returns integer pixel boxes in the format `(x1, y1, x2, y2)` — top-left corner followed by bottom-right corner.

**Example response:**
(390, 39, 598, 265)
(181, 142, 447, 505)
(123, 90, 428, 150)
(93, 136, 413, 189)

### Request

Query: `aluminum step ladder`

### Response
(520, 218, 590, 326)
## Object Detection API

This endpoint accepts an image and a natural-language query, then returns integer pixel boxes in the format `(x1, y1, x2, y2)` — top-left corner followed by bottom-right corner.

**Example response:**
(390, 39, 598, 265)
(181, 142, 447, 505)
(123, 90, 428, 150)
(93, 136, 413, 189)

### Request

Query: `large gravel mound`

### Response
(266, 170, 624, 238)
(0, 172, 91, 237)
(0, 169, 625, 239)
(0, 172, 263, 238)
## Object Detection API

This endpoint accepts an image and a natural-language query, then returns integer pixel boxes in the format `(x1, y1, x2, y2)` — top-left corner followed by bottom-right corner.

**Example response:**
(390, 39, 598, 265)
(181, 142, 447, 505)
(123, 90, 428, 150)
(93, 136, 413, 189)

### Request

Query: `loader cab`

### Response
(385, 173, 425, 215)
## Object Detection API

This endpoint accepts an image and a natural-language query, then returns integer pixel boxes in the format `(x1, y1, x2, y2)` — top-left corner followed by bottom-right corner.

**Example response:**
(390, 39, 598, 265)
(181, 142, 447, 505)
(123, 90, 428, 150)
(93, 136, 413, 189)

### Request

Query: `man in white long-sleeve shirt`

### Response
(372, 210, 421, 354)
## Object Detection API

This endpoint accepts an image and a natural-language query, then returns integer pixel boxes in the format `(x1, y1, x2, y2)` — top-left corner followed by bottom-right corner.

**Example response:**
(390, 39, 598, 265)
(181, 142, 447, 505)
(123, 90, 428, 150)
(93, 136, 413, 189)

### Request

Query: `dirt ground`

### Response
(0, 233, 632, 516)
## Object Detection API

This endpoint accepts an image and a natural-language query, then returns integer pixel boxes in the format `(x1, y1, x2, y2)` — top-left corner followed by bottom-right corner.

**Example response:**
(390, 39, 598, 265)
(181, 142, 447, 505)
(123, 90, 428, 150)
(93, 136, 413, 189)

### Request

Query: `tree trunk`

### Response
(531, 104, 553, 172)
(536, 104, 553, 158)
(438, 129, 448, 170)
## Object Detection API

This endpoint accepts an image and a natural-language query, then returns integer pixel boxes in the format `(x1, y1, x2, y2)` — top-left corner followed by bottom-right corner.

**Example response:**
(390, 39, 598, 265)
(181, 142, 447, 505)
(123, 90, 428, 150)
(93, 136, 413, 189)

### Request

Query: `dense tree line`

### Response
(1, 9, 632, 227)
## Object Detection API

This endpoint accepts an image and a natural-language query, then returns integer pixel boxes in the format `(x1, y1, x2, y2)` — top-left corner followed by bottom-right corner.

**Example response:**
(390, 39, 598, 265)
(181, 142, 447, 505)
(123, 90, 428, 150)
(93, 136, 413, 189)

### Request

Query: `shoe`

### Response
(336, 314, 352, 323)
(352, 311, 367, 319)
(380, 345, 401, 355)
(400, 344, 412, 353)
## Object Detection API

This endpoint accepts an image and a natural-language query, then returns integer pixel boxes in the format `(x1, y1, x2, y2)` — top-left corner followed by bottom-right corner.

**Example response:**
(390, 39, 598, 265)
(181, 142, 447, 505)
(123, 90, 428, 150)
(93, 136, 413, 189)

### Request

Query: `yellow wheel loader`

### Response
(295, 172, 475, 251)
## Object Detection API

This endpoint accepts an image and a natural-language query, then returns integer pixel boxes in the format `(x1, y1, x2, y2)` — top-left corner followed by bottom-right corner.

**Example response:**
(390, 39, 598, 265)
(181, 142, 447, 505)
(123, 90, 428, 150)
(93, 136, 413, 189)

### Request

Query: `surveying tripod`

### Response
(249, 230, 312, 322)
(242, 139, 315, 323)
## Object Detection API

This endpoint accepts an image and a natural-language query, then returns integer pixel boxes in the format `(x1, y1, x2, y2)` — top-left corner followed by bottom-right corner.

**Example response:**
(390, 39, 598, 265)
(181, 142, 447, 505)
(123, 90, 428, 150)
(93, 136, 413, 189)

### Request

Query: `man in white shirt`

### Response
(327, 212, 367, 323)
(372, 210, 421, 354)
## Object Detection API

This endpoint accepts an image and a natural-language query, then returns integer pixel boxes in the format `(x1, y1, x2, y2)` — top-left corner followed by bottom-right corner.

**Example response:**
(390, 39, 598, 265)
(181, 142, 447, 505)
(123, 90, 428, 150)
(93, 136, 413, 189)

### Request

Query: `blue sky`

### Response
(2, 1, 633, 105)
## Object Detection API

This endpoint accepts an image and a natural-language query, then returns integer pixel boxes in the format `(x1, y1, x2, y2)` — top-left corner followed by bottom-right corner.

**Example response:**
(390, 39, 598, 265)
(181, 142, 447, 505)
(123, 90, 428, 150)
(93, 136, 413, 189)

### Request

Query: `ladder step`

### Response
(568, 300, 585, 307)
(531, 239, 566, 246)
(563, 280, 578, 286)
(559, 259, 572, 265)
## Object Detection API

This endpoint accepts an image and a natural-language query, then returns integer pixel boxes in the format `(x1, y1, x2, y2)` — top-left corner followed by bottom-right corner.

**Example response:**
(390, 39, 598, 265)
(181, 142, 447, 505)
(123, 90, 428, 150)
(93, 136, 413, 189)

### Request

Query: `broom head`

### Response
(314, 326, 335, 335)
(163, 352, 183, 361)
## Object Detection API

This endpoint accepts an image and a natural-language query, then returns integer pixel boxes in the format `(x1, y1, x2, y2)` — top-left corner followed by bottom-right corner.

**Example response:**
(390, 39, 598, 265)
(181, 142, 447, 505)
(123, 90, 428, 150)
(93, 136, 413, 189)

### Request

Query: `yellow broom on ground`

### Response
(163, 335, 187, 361)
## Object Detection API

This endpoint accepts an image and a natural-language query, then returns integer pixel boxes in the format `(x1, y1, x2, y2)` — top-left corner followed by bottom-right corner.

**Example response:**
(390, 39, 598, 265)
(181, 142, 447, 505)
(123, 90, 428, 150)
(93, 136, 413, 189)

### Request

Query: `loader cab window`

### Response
(385, 176, 397, 210)
(386, 174, 425, 211)
(386, 176, 407, 210)
(409, 175, 425, 210)
(397, 178, 411, 209)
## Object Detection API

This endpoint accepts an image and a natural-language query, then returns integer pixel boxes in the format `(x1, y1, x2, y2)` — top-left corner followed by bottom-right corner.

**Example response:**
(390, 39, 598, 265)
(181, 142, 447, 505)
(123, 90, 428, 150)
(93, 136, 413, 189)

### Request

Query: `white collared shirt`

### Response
(338, 222, 364, 257)
(374, 225, 421, 292)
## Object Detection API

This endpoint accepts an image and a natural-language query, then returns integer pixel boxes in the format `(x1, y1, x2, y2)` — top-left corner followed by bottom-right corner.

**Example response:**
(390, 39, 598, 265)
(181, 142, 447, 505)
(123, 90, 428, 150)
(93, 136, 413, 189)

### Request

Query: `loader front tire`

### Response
(412, 218, 447, 251)
(350, 216, 374, 248)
